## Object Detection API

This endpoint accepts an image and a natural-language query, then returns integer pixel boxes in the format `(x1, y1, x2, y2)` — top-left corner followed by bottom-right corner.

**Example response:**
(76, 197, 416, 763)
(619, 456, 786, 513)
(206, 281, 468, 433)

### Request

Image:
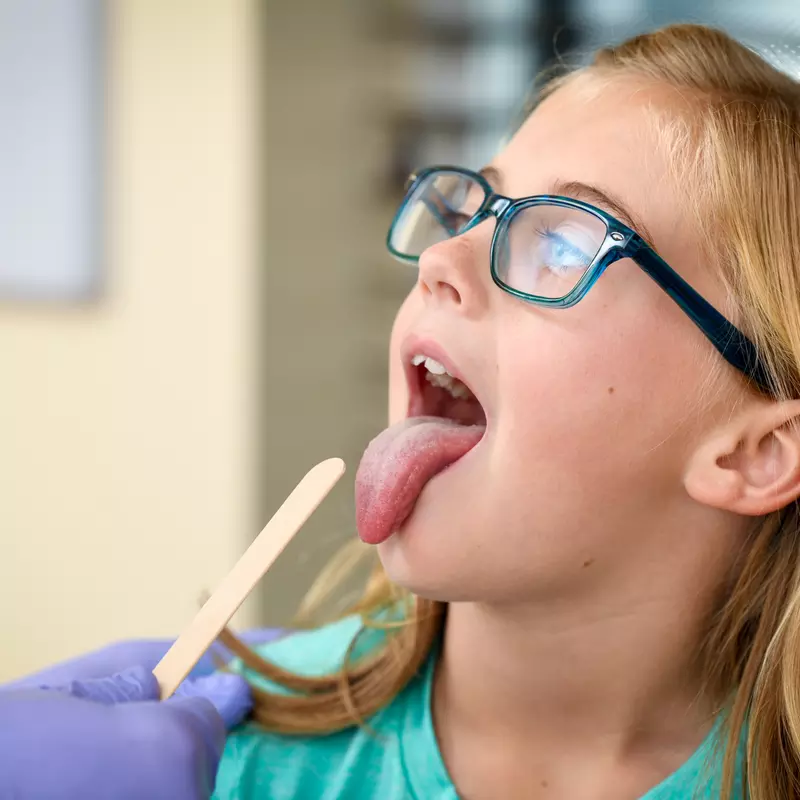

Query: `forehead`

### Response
(495, 74, 687, 246)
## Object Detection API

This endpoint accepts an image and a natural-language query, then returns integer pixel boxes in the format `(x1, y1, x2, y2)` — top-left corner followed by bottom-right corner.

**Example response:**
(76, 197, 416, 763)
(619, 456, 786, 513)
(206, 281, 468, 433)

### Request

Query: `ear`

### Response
(684, 400, 800, 516)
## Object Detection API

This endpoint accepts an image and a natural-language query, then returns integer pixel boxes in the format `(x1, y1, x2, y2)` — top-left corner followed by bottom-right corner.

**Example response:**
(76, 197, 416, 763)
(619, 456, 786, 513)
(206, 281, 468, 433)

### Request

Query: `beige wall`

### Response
(257, 0, 405, 625)
(0, 0, 261, 681)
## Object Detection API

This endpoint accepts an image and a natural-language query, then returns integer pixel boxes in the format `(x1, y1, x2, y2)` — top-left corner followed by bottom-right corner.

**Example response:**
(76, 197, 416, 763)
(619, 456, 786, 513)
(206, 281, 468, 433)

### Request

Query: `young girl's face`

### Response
(368, 75, 749, 603)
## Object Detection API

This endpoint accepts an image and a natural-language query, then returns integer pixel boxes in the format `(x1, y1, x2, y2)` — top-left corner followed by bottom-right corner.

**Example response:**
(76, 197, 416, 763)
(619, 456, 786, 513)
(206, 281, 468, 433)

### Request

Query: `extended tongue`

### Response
(355, 417, 485, 545)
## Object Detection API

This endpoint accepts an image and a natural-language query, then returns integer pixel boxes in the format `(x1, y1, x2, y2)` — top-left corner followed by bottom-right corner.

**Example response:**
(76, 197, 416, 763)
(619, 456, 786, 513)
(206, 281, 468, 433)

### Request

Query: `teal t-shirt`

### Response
(213, 617, 739, 800)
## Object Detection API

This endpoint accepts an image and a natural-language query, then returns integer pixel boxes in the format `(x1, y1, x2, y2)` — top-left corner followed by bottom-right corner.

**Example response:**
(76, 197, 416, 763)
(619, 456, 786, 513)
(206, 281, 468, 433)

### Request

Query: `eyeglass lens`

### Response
(390, 171, 609, 300)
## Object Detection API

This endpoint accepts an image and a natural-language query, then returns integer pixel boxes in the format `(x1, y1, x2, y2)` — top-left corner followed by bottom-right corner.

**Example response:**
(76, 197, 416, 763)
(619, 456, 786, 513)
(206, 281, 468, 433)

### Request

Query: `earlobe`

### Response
(684, 401, 800, 516)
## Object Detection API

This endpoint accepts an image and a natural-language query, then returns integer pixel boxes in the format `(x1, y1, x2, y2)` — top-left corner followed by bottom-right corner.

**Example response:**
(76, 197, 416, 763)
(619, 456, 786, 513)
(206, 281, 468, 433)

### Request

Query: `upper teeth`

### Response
(412, 354, 448, 375)
(411, 354, 472, 400)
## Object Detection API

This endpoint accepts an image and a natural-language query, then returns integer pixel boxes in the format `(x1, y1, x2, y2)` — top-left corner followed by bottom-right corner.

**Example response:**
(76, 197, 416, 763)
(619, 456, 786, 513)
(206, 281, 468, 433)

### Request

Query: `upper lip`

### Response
(401, 334, 486, 419)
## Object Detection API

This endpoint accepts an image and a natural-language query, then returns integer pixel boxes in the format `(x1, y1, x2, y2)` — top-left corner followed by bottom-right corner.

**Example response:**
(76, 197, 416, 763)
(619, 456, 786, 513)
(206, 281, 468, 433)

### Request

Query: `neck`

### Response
(433, 568, 721, 763)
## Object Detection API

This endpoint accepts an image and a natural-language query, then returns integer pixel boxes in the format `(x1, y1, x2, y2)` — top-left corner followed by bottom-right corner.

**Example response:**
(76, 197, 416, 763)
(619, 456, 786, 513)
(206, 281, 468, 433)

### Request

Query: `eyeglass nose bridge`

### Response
(483, 193, 512, 219)
(460, 192, 512, 238)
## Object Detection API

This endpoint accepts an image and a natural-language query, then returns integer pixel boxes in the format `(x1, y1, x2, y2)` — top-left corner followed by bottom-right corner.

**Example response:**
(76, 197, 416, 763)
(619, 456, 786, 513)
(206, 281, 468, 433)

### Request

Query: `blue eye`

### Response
(536, 228, 594, 274)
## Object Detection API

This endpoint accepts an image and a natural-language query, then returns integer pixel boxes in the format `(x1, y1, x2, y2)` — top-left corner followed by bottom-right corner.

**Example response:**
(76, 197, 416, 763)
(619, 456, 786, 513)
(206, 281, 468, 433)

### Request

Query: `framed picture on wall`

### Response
(0, 0, 104, 302)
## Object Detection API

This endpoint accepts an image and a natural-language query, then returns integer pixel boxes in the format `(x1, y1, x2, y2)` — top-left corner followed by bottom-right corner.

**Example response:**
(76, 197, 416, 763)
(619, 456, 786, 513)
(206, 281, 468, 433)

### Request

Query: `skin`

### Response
(377, 74, 800, 799)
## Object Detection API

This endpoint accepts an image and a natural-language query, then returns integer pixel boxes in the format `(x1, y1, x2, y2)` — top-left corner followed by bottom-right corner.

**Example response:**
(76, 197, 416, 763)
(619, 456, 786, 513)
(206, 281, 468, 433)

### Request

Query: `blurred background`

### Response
(1, 0, 799, 681)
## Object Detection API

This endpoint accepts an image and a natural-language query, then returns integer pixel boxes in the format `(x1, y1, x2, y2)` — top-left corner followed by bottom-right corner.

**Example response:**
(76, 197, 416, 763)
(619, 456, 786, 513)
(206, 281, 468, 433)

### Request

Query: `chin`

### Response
(377, 550, 477, 603)
(375, 485, 495, 603)
(377, 496, 597, 608)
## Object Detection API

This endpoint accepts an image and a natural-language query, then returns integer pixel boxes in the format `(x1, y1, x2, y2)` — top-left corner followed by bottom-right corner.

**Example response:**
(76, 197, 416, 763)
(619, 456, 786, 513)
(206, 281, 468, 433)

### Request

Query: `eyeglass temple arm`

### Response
(631, 243, 773, 394)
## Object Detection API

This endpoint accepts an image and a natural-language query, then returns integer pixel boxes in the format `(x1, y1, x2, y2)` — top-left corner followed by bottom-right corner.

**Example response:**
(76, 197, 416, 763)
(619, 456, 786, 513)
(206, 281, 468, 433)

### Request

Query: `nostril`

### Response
(420, 276, 462, 305)
(437, 282, 462, 305)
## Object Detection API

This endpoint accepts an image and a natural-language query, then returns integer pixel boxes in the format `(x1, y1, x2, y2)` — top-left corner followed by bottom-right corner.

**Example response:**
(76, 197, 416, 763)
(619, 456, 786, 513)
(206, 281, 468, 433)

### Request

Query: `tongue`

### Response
(355, 417, 485, 545)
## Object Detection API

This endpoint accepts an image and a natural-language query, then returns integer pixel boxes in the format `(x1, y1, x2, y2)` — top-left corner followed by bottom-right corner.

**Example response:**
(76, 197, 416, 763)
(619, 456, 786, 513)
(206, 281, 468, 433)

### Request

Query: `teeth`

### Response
(410, 354, 448, 375)
(428, 372, 472, 399)
(411, 353, 475, 401)
(425, 358, 447, 375)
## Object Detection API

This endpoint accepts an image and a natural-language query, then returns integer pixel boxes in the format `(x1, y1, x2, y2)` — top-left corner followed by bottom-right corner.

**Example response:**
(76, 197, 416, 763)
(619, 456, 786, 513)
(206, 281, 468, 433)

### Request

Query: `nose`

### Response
(416, 220, 491, 316)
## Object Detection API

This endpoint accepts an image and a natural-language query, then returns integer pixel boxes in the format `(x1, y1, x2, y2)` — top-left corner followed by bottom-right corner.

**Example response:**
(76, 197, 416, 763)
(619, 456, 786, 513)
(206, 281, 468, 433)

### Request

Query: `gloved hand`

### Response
(0, 667, 249, 800)
(0, 630, 282, 799)
(7, 628, 283, 689)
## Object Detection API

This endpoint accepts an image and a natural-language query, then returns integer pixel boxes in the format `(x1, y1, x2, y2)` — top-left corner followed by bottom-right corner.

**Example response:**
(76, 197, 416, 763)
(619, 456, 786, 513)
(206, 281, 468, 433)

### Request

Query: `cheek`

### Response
(492, 281, 703, 486)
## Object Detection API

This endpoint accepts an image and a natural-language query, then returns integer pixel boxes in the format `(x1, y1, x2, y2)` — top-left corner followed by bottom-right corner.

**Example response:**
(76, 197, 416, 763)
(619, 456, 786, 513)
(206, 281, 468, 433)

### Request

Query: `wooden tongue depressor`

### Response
(153, 457, 346, 700)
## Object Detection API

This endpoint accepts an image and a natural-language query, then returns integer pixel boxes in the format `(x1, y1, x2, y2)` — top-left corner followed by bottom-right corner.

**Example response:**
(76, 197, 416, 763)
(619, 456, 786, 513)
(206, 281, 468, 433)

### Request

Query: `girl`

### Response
(214, 24, 800, 800)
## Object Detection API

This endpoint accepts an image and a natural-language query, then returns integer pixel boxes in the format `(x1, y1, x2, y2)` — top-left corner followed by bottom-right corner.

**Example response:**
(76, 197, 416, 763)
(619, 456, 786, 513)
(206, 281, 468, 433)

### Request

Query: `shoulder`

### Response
(214, 719, 414, 800)
(213, 616, 414, 800)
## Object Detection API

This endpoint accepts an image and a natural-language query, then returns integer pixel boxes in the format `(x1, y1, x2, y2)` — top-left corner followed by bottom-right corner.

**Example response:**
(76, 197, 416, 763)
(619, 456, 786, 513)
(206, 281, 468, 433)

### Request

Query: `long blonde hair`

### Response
(225, 24, 800, 800)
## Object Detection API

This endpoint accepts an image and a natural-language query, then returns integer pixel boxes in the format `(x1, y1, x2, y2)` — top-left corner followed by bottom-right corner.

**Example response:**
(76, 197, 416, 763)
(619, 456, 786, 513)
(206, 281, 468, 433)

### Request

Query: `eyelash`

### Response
(533, 227, 592, 264)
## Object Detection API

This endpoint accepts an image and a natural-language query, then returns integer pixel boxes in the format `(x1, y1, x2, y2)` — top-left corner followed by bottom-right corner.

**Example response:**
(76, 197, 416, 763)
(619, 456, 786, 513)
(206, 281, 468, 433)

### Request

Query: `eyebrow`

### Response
(478, 166, 655, 245)
(551, 180, 655, 245)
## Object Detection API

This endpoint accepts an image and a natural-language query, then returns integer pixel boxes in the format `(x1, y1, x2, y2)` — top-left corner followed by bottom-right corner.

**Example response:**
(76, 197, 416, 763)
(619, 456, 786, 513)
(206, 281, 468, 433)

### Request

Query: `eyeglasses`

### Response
(387, 165, 773, 395)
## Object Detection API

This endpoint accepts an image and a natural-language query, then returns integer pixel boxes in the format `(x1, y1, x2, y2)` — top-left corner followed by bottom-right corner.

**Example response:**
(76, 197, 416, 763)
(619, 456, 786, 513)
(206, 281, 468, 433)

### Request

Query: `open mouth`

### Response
(407, 354, 488, 427)
(354, 345, 488, 546)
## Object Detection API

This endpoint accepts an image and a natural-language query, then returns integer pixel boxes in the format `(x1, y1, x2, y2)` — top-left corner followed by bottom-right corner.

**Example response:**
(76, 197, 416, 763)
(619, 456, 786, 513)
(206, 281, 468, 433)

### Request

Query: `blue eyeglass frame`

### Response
(387, 165, 773, 395)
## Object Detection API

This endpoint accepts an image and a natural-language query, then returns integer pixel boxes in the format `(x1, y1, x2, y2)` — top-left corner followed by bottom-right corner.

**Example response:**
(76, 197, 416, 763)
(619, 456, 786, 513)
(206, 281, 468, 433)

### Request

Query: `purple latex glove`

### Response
(8, 628, 284, 690)
(0, 667, 249, 800)
(0, 630, 283, 799)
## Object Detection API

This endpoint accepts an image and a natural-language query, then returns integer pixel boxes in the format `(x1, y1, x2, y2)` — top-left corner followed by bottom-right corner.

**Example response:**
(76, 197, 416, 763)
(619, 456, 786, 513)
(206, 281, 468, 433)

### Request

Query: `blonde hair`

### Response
(225, 24, 800, 800)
